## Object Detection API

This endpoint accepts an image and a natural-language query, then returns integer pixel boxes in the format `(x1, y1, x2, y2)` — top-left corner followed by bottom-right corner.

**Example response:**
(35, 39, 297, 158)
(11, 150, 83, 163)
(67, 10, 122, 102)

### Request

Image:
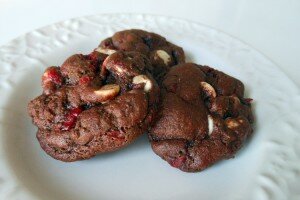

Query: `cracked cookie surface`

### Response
(149, 63, 253, 172)
(98, 29, 185, 83)
(28, 50, 159, 161)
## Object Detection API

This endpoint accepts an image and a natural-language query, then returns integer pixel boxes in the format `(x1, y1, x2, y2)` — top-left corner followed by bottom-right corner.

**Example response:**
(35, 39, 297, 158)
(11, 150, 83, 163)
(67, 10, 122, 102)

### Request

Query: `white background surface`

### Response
(0, 0, 300, 87)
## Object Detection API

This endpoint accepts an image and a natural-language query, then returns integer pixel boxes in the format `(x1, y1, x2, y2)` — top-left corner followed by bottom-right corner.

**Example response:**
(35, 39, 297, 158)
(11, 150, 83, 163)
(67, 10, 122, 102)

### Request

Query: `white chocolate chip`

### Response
(101, 100, 109, 104)
(102, 54, 124, 74)
(95, 47, 117, 55)
(102, 55, 110, 68)
(225, 118, 240, 129)
(154, 50, 171, 65)
(114, 65, 124, 73)
(200, 82, 217, 98)
(94, 84, 120, 101)
(208, 115, 214, 135)
(132, 75, 152, 92)
(238, 119, 244, 123)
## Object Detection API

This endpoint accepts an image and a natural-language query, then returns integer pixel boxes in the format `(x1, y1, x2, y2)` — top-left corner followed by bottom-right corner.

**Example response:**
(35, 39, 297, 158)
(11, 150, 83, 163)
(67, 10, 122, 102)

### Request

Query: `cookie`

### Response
(28, 50, 159, 161)
(149, 63, 253, 172)
(97, 29, 185, 82)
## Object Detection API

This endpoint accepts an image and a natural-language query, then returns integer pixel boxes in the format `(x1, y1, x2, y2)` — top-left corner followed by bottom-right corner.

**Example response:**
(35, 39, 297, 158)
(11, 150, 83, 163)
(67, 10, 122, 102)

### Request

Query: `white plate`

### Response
(0, 14, 299, 200)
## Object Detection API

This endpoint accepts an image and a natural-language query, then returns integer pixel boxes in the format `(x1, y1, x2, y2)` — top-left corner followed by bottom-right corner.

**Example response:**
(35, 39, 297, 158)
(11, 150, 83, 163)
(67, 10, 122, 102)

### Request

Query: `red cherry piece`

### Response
(88, 51, 99, 61)
(45, 68, 62, 85)
(169, 156, 187, 168)
(69, 107, 83, 117)
(79, 76, 92, 85)
(62, 119, 75, 131)
(107, 130, 125, 140)
(243, 98, 253, 104)
(61, 107, 83, 131)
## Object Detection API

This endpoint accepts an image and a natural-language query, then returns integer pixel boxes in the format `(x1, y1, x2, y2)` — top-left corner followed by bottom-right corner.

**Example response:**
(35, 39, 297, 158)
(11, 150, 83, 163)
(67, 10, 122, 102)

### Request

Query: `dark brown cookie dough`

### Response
(149, 63, 253, 172)
(28, 50, 159, 162)
(98, 29, 185, 82)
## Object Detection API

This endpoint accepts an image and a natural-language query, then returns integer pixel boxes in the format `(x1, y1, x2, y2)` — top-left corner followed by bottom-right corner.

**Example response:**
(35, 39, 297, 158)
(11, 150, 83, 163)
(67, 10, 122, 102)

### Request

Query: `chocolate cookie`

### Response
(149, 63, 253, 172)
(28, 50, 159, 161)
(97, 29, 185, 82)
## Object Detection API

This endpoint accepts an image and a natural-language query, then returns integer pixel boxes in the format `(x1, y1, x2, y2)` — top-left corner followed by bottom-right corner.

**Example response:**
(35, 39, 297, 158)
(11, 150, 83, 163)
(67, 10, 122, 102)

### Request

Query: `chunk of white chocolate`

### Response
(225, 118, 240, 129)
(132, 75, 152, 92)
(95, 47, 117, 55)
(208, 115, 214, 135)
(154, 50, 171, 65)
(94, 84, 120, 101)
(200, 82, 217, 98)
